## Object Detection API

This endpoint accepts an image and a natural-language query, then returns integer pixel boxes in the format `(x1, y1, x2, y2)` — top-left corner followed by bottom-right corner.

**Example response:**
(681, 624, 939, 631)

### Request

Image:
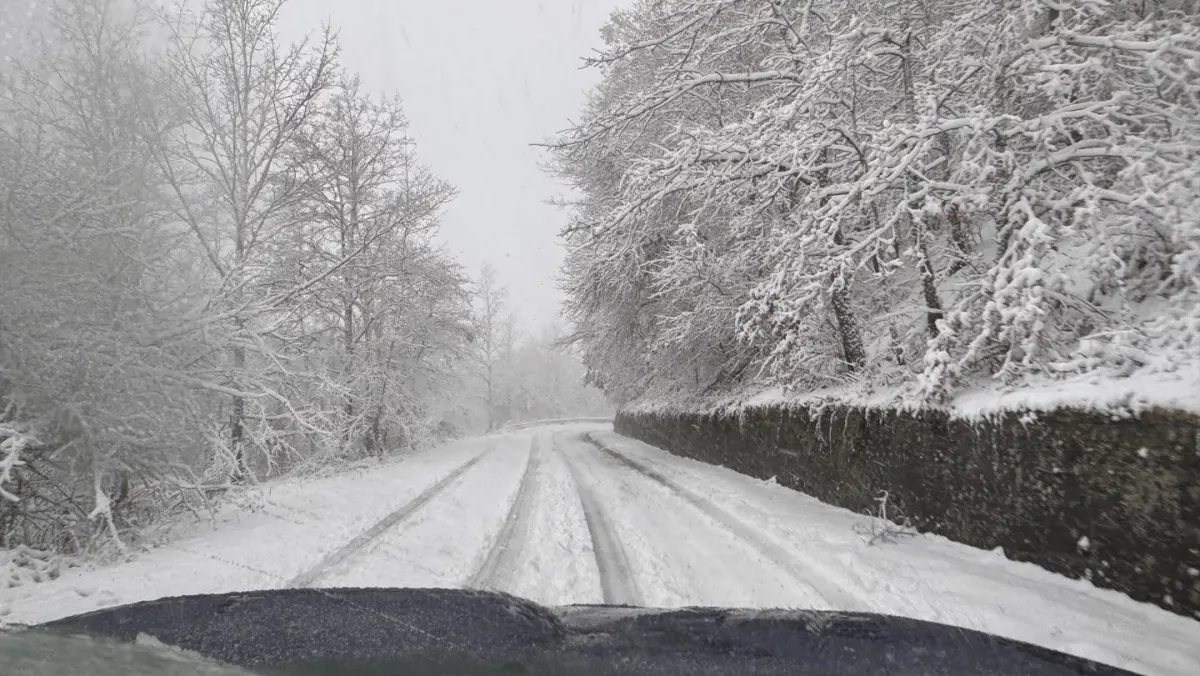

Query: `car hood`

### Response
(15, 588, 1134, 675)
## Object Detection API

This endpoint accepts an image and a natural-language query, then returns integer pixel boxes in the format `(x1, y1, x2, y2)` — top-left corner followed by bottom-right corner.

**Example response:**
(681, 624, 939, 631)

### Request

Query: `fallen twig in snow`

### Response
(854, 490, 918, 546)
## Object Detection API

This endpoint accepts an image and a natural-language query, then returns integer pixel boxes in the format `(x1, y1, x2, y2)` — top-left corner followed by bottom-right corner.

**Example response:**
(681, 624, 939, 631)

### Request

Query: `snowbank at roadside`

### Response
(0, 436, 498, 626)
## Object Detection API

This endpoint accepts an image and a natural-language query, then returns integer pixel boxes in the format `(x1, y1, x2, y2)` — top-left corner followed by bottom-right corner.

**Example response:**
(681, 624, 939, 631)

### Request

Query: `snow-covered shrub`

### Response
(1, 545, 78, 589)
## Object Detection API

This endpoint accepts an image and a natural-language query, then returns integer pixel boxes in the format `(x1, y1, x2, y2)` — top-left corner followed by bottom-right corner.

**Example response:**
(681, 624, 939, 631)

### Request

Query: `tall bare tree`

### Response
(471, 265, 507, 431)
(285, 76, 462, 454)
(157, 0, 338, 478)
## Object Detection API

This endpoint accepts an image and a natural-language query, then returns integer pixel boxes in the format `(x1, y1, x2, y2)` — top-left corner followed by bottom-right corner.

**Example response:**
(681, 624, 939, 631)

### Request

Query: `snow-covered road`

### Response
(2, 422, 1198, 675)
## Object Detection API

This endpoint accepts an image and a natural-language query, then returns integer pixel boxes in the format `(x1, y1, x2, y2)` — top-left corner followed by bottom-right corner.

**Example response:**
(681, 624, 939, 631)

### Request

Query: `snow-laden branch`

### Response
(0, 425, 34, 503)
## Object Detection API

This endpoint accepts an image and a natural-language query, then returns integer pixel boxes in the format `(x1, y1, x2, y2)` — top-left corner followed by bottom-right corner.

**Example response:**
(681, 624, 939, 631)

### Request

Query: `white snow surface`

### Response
(1, 423, 1197, 676)
(625, 366, 1200, 420)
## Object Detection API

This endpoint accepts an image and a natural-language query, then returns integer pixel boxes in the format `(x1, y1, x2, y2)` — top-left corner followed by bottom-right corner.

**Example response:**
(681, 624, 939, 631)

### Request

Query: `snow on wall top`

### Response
(623, 367, 1200, 421)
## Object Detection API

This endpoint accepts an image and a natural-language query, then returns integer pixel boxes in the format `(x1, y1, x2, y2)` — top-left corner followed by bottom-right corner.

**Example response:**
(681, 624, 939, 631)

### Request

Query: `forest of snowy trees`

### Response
(455, 264, 610, 434)
(551, 0, 1200, 407)
(0, 0, 605, 563)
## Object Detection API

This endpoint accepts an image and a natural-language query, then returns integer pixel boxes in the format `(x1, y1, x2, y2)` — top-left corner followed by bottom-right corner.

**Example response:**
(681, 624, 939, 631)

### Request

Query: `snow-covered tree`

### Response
(278, 76, 465, 456)
(469, 265, 509, 430)
(0, 0, 470, 557)
(551, 0, 770, 405)
(0, 0, 202, 553)
(553, 0, 1200, 405)
(508, 325, 612, 421)
(155, 0, 340, 478)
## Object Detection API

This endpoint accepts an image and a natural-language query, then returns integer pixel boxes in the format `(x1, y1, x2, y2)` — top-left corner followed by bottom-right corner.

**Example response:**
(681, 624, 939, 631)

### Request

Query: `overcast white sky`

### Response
(277, 0, 624, 330)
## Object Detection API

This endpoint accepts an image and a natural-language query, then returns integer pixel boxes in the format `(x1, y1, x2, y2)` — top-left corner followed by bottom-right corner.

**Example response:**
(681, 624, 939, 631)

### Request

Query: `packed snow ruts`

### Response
(467, 435, 543, 591)
(583, 432, 866, 612)
(556, 432, 643, 606)
(288, 447, 493, 588)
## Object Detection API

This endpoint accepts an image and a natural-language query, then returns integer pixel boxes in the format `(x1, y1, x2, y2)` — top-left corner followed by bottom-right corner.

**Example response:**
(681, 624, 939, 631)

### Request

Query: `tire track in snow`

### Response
(288, 447, 492, 588)
(466, 435, 542, 591)
(555, 432, 642, 606)
(584, 432, 868, 612)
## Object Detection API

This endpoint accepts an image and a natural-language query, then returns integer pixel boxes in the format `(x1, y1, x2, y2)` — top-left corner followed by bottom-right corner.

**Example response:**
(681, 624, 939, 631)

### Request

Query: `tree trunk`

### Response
(364, 374, 387, 455)
(829, 223, 867, 370)
(901, 35, 946, 338)
(918, 241, 945, 337)
(830, 286, 866, 369)
(231, 344, 247, 482)
(486, 373, 494, 431)
(344, 299, 355, 420)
